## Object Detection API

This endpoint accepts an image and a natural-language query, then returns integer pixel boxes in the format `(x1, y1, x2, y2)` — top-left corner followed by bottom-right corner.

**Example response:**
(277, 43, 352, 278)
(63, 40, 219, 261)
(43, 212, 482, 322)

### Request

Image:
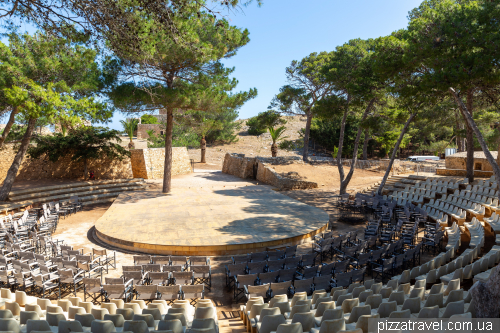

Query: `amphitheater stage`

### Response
(95, 184, 330, 255)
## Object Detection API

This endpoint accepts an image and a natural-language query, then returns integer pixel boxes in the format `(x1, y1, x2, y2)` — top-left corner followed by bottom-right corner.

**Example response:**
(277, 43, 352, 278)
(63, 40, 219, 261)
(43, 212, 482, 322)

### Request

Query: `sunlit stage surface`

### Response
(95, 185, 330, 255)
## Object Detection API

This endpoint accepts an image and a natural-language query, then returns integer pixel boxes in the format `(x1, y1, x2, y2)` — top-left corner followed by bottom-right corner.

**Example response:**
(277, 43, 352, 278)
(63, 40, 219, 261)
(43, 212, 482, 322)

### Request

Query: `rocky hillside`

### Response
(188, 116, 308, 166)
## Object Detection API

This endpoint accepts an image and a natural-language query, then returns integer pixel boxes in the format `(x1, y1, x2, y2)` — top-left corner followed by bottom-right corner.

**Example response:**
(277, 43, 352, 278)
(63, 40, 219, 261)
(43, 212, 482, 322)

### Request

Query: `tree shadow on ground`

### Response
(210, 186, 329, 243)
(172, 170, 261, 187)
(112, 191, 171, 204)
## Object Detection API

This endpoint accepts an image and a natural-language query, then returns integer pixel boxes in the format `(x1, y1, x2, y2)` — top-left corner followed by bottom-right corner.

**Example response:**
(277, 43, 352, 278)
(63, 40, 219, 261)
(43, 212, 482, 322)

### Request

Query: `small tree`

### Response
(268, 126, 287, 157)
(28, 127, 130, 179)
(184, 112, 223, 163)
(120, 118, 139, 149)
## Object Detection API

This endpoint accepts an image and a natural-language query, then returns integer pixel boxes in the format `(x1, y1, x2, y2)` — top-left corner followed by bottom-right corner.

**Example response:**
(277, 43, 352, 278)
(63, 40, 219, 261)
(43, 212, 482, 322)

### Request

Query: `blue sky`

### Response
(217, 0, 423, 121)
(108, 0, 423, 130)
(1, 0, 424, 130)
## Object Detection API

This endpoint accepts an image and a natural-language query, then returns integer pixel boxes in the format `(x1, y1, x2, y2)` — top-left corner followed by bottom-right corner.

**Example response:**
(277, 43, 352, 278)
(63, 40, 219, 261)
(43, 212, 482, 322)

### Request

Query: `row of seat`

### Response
(241, 276, 473, 333)
(445, 191, 498, 215)
(388, 192, 424, 204)
(121, 268, 211, 289)
(414, 181, 459, 191)
(426, 198, 484, 223)
(425, 203, 464, 226)
(484, 212, 500, 233)
(0, 289, 218, 333)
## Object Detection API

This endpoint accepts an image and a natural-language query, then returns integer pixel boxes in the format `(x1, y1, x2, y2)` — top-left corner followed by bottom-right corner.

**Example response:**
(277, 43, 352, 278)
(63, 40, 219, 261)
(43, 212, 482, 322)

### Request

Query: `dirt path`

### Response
(270, 163, 385, 191)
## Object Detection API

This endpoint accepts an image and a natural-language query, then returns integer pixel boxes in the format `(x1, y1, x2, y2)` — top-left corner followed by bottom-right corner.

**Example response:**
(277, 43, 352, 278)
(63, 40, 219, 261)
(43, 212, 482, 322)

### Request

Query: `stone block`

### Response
(469, 264, 500, 318)
(130, 147, 192, 179)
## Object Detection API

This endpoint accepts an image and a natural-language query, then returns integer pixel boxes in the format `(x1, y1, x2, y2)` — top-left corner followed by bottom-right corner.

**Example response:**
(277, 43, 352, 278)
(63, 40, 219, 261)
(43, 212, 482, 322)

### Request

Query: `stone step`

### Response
(8, 178, 144, 198)
(0, 184, 147, 212)
(81, 197, 117, 206)
(8, 181, 145, 202)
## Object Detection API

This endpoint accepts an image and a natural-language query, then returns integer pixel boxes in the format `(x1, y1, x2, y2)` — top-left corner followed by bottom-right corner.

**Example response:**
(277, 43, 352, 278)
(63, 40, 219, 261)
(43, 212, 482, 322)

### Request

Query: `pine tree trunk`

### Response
(337, 108, 349, 188)
(377, 113, 416, 196)
(339, 98, 375, 194)
(200, 137, 206, 163)
(0, 107, 18, 149)
(465, 89, 474, 183)
(450, 88, 500, 200)
(162, 108, 174, 193)
(455, 110, 463, 152)
(302, 113, 313, 162)
(362, 129, 370, 160)
(0, 118, 36, 201)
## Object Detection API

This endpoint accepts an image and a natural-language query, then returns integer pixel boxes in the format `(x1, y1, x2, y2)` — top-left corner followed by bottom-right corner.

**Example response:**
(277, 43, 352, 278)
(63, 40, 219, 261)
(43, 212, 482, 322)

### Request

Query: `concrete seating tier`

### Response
(1, 179, 146, 213)
(361, 175, 407, 195)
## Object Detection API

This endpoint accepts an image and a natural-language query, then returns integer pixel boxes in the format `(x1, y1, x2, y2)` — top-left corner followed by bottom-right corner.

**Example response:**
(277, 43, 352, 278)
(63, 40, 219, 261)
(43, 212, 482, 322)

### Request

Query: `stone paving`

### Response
(95, 170, 330, 255)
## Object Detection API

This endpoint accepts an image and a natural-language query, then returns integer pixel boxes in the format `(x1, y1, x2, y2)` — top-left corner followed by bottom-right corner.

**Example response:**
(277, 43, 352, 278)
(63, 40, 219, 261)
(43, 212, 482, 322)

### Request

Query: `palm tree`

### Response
(268, 126, 288, 157)
(120, 118, 139, 149)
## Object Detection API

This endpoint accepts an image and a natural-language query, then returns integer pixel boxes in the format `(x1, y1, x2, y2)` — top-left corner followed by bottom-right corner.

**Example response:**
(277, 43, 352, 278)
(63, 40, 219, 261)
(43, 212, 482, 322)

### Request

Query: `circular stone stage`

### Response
(95, 185, 330, 255)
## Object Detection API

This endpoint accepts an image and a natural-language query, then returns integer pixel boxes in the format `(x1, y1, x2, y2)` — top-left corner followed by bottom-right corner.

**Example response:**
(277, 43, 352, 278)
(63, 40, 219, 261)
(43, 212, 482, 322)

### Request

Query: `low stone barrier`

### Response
(436, 168, 493, 178)
(222, 153, 317, 190)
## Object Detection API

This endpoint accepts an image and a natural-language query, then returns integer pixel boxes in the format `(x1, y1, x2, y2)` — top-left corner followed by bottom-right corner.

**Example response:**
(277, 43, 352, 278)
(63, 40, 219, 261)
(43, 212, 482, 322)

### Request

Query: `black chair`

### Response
(372, 257, 394, 282)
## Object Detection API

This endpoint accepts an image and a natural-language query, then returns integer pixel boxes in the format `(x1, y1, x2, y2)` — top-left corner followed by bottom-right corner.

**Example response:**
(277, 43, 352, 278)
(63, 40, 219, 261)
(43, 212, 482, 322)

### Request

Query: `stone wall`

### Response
(137, 124, 163, 139)
(131, 147, 192, 179)
(0, 143, 132, 183)
(255, 160, 318, 190)
(445, 151, 499, 171)
(222, 153, 317, 190)
(221, 154, 257, 179)
(1, 144, 192, 182)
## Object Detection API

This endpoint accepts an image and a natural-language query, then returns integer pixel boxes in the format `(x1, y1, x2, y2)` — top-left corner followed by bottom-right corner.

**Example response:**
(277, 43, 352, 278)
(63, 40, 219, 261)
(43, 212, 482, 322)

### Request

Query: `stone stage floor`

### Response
(95, 171, 330, 255)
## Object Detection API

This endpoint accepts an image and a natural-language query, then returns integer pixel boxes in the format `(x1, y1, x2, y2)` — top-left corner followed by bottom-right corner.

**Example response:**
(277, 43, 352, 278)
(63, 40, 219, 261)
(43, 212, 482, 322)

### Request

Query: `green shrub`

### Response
(0, 124, 27, 142)
(331, 146, 339, 158)
(309, 117, 360, 158)
(141, 114, 158, 124)
(146, 126, 200, 148)
(279, 139, 303, 151)
(247, 110, 286, 136)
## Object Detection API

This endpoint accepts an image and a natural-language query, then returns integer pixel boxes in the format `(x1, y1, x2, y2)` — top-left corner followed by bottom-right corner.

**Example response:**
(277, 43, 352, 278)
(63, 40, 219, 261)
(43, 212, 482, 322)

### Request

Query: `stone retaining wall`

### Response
(131, 147, 192, 179)
(436, 168, 493, 178)
(1, 144, 192, 182)
(222, 153, 317, 190)
(0, 143, 132, 182)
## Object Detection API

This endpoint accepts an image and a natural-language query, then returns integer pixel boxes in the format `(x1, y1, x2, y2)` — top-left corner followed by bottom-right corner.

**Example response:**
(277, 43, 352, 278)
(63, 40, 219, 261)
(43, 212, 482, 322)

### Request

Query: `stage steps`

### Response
(1, 178, 147, 213)
(218, 317, 246, 333)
